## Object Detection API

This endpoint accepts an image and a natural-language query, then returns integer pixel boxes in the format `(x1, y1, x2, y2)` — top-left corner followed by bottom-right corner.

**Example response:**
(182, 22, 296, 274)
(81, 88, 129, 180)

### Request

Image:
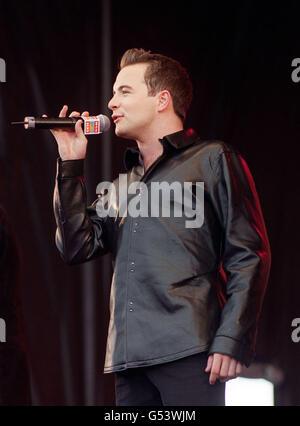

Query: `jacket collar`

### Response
(124, 128, 198, 171)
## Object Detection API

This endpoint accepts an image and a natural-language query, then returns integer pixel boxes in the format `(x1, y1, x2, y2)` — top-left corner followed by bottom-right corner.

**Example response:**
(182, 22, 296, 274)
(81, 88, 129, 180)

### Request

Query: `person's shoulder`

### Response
(187, 137, 243, 175)
(193, 137, 239, 156)
(189, 138, 240, 168)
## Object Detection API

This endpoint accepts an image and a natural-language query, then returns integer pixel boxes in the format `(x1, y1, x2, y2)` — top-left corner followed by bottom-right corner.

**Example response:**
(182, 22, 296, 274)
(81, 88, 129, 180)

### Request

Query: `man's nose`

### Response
(108, 94, 119, 110)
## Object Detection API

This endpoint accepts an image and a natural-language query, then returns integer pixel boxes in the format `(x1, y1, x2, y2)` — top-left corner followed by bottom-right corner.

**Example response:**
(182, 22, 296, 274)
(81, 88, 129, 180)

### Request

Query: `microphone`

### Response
(11, 114, 111, 135)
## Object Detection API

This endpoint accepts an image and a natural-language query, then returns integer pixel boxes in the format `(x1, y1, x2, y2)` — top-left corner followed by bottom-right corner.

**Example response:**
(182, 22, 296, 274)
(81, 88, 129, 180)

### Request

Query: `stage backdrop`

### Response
(0, 0, 300, 405)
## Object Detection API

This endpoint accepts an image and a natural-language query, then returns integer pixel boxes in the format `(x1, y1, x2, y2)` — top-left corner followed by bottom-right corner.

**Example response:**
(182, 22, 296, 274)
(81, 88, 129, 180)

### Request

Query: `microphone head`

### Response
(98, 114, 111, 133)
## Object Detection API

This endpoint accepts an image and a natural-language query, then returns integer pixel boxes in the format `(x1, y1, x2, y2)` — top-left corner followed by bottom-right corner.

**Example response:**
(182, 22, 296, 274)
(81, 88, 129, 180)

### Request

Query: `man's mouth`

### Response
(112, 115, 124, 123)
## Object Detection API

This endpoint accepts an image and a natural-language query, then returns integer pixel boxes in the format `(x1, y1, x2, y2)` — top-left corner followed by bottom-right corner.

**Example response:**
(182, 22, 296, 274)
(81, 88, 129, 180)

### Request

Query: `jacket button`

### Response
(129, 308, 134, 312)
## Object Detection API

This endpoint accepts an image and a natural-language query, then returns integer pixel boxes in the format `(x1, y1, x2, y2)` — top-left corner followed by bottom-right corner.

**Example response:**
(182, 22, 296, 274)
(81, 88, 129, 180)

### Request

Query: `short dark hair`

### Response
(120, 48, 193, 121)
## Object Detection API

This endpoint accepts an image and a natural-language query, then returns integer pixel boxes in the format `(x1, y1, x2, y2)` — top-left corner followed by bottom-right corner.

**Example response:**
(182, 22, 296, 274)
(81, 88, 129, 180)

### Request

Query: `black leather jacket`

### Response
(53, 129, 271, 372)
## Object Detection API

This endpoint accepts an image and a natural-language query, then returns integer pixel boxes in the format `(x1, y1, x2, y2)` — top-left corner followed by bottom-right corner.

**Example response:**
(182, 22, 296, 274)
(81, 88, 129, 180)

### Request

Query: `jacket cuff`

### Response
(56, 158, 85, 179)
(208, 335, 254, 367)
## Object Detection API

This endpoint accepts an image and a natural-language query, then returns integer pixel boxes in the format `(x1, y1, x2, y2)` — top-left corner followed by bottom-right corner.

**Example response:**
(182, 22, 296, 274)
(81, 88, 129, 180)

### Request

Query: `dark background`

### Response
(0, 0, 299, 405)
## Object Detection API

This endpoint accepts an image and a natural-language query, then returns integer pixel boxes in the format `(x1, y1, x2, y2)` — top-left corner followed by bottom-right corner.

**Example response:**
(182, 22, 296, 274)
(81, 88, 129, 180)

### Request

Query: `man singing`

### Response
(50, 48, 271, 405)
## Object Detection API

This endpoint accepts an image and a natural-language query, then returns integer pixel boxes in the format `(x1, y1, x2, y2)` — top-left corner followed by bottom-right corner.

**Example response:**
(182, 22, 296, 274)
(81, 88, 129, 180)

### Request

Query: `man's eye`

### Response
(122, 91, 129, 95)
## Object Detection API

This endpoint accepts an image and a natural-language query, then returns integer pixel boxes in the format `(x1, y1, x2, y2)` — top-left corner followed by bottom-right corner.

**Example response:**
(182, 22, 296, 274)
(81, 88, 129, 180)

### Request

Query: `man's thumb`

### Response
(75, 117, 84, 136)
(205, 354, 213, 372)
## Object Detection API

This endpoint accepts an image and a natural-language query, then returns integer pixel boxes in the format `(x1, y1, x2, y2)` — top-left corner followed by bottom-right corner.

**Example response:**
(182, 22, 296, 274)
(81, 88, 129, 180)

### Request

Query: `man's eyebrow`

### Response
(113, 85, 133, 94)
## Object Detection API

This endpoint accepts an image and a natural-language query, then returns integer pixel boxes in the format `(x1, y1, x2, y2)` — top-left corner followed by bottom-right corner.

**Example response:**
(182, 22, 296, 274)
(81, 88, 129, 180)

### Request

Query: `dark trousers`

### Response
(114, 352, 225, 406)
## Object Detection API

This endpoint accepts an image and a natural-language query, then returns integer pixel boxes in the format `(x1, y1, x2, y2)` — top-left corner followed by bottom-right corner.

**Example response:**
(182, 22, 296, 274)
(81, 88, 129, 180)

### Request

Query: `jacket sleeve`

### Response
(53, 158, 110, 265)
(208, 149, 271, 366)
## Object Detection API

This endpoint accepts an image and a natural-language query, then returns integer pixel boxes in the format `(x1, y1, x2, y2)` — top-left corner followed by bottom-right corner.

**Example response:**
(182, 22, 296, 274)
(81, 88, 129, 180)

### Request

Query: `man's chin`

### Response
(115, 126, 132, 140)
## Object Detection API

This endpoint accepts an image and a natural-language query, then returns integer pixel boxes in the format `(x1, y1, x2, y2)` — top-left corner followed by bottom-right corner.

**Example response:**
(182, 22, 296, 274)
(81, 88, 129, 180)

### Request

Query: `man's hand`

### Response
(43, 105, 89, 161)
(205, 353, 243, 385)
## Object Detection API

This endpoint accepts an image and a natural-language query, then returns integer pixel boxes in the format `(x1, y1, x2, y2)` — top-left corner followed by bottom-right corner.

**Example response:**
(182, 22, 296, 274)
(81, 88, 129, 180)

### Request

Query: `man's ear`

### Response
(157, 90, 171, 112)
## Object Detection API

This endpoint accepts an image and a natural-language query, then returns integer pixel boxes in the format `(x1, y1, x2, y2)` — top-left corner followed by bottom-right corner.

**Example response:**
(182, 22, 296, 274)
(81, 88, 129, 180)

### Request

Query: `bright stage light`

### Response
(225, 377, 274, 406)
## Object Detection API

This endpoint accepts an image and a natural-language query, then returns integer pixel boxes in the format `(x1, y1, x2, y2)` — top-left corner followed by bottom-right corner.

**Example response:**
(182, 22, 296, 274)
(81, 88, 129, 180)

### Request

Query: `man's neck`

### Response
(137, 140, 163, 171)
(136, 122, 183, 171)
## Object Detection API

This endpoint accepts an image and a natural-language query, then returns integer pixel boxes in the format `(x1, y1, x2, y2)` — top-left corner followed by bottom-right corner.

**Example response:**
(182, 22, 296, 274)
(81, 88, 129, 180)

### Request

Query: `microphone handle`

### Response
(28, 117, 82, 129)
